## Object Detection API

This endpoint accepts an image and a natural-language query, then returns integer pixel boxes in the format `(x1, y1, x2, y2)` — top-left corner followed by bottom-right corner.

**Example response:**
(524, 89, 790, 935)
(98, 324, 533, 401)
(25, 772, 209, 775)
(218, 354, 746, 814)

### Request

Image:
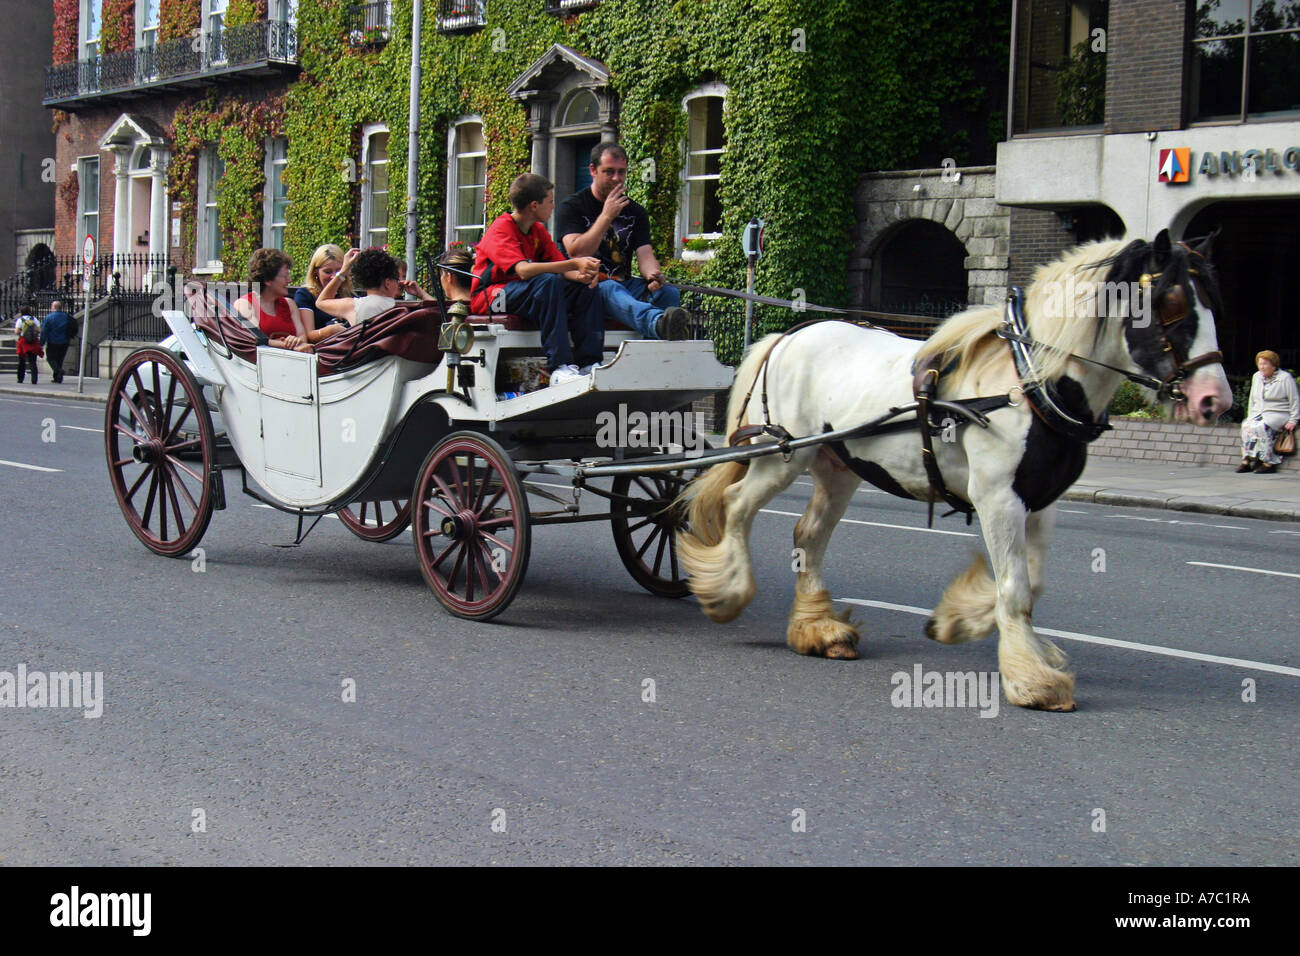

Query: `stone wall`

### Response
(1090, 417, 1290, 469)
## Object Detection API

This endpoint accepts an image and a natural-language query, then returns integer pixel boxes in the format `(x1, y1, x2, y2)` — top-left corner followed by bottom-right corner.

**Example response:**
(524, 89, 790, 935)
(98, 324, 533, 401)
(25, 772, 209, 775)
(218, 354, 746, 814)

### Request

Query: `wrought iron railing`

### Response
(544, 0, 601, 14)
(45, 19, 297, 102)
(437, 0, 487, 34)
(348, 1, 392, 45)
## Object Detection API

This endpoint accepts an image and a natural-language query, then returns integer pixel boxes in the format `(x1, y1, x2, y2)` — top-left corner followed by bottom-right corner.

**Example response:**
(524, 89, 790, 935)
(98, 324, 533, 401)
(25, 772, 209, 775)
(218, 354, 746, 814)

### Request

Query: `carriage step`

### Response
(211, 467, 227, 511)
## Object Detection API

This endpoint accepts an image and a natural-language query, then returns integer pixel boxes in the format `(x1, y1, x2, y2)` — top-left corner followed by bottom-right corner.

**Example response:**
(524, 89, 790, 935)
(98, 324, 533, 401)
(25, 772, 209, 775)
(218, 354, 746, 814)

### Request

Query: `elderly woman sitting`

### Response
(315, 248, 437, 326)
(1237, 350, 1299, 474)
(234, 248, 342, 352)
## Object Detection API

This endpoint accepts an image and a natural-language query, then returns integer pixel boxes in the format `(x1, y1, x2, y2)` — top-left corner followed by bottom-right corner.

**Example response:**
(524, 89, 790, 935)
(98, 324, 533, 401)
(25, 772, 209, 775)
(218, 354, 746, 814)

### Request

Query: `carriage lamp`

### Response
(439, 311, 479, 395)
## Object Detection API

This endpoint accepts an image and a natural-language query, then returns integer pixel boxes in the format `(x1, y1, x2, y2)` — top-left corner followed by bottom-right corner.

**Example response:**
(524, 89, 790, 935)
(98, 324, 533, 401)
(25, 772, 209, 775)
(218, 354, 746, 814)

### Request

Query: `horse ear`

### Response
(1196, 225, 1221, 261)
(1152, 228, 1172, 265)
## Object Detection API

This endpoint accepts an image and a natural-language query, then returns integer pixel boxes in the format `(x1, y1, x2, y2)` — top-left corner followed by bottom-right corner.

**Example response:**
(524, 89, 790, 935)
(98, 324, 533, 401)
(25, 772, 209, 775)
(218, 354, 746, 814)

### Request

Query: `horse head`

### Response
(1105, 228, 1232, 425)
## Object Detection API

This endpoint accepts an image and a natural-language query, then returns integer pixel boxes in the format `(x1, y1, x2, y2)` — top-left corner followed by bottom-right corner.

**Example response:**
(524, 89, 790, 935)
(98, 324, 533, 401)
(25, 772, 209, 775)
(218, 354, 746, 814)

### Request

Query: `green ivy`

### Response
(102, 0, 136, 55)
(159, 0, 201, 43)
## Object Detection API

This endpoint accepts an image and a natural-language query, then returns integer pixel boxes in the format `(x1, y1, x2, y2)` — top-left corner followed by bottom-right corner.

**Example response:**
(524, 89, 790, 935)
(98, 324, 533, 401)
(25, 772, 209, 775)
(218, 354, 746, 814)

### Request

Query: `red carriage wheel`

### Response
(610, 470, 693, 598)
(105, 347, 217, 557)
(338, 499, 412, 542)
(412, 432, 531, 621)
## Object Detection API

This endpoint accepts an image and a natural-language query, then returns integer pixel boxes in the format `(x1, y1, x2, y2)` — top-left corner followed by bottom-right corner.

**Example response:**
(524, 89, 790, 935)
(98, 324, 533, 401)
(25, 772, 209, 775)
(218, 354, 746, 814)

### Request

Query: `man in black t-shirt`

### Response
(555, 142, 689, 341)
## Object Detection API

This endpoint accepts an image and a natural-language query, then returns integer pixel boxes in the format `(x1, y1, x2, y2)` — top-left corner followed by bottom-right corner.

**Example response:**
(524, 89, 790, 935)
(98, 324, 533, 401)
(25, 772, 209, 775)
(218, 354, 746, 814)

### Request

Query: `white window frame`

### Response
(75, 156, 100, 263)
(196, 147, 224, 272)
(81, 0, 103, 61)
(136, 0, 161, 78)
(359, 124, 390, 249)
(263, 137, 290, 249)
(679, 82, 728, 245)
(270, 0, 298, 25)
(206, 0, 228, 65)
(445, 116, 486, 247)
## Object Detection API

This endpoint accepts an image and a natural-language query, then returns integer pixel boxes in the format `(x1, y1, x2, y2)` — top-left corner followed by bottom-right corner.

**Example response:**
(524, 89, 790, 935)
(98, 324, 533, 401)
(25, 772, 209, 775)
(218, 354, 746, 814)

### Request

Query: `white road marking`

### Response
(1058, 509, 1088, 514)
(837, 597, 1300, 678)
(250, 503, 338, 519)
(1187, 561, 1300, 580)
(0, 397, 102, 410)
(1269, 530, 1300, 536)
(761, 508, 977, 537)
(1109, 514, 1246, 531)
(792, 478, 884, 494)
(60, 425, 101, 433)
(0, 459, 63, 472)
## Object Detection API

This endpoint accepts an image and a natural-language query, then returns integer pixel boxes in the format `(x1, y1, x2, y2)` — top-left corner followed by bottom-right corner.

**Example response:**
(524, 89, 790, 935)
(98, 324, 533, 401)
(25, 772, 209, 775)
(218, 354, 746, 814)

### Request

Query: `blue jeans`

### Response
(502, 273, 604, 371)
(599, 278, 680, 338)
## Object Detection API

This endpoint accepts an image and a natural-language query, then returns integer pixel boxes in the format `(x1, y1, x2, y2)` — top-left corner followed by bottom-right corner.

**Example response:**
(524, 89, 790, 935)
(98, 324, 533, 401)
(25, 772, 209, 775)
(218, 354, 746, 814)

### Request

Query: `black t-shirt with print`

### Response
(555, 188, 651, 280)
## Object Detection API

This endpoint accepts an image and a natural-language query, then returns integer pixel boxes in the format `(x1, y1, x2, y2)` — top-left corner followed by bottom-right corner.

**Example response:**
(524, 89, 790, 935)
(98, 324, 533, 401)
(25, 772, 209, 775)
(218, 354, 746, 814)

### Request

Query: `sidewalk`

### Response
(4, 379, 1298, 522)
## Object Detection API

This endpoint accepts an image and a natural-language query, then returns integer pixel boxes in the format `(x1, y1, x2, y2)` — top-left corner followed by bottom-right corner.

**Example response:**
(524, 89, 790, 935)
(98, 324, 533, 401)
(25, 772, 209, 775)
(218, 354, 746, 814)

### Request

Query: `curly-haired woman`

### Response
(1237, 350, 1299, 474)
(235, 248, 340, 351)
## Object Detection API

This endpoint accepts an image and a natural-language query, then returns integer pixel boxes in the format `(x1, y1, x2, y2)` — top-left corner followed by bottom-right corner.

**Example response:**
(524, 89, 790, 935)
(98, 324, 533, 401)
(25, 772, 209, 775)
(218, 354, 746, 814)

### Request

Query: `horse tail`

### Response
(677, 334, 783, 546)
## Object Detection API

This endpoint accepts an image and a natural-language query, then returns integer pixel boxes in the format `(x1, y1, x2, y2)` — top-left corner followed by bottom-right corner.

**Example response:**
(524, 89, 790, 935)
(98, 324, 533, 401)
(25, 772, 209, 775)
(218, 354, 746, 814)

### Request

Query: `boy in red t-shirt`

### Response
(471, 173, 604, 385)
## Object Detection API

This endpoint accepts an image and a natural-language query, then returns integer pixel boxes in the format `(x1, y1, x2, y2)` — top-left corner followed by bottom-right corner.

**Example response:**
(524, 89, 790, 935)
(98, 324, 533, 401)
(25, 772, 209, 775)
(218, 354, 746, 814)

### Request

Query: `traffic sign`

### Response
(82, 235, 95, 268)
(742, 218, 765, 260)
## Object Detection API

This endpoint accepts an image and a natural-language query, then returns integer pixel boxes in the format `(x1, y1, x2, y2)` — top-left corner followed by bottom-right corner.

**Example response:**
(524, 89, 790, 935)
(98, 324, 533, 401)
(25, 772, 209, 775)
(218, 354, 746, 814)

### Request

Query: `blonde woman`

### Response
(1238, 350, 1299, 474)
(294, 244, 355, 331)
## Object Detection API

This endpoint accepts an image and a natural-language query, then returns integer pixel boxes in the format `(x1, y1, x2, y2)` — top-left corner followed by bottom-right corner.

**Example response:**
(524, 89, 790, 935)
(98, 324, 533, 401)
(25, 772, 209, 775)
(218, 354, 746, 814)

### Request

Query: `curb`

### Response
(0, 385, 109, 405)
(1062, 487, 1299, 522)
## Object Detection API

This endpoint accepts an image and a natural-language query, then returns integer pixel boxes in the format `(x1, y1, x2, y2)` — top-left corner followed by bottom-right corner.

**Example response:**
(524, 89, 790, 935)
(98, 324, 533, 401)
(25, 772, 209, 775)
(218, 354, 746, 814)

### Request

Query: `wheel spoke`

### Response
(448, 541, 467, 593)
(162, 468, 188, 536)
(477, 482, 507, 518)
(651, 525, 669, 575)
(165, 462, 200, 512)
(476, 540, 502, 590)
(477, 515, 517, 529)
(669, 534, 680, 580)
(141, 469, 160, 528)
(422, 497, 453, 520)
(162, 371, 179, 435)
(125, 462, 155, 502)
(632, 475, 659, 499)
(447, 455, 464, 506)
(636, 525, 662, 560)
(626, 517, 654, 535)
(156, 469, 169, 540)
(430, 537, 460, 570)
(118, 392, 149, 434)
(165, 436, 202, 454)
(150, 362, 162, 432)
(431, 473, 461, 510)
(480, 531, 514, 553)
(163, 402, 195, 447)
(165, 455, 203, 483)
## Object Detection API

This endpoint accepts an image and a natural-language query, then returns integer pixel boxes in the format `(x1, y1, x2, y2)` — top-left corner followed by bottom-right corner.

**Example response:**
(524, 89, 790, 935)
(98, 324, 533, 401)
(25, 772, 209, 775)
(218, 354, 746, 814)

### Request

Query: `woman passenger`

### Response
(294, 243, 353, 331)
(235, 249, 341, 351)
(315, 248, 437, 326)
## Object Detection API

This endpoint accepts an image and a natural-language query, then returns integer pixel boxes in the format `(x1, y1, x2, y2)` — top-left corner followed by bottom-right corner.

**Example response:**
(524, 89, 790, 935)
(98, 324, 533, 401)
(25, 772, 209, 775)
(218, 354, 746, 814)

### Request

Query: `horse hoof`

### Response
(823, 642, 859, 660)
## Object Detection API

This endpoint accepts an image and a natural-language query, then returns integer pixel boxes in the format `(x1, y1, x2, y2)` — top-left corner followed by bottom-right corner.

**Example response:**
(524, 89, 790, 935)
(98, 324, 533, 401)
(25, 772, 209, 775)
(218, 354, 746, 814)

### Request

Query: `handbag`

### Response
(1276, 428, 1297, 456)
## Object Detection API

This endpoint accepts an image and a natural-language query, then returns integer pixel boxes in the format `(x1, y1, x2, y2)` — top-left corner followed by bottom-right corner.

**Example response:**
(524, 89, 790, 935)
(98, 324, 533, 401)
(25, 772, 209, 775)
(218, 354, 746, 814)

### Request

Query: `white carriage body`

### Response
(161, 309, 734, 510)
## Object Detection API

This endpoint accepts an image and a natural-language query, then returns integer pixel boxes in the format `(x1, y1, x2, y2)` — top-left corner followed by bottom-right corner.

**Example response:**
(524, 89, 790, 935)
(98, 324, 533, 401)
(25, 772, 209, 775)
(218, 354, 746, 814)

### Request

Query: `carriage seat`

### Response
(467, 313, 634, 332)
(186, 288, 443, 376)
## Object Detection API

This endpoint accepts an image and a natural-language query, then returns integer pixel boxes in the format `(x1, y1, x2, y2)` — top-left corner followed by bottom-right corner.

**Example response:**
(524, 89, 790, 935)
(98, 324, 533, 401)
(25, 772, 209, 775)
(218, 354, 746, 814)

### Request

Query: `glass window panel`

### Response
(458, 155, 484, 188)
(143, 0, 159, 28)
(457, 185, 483, 230)
(369, 160, 388, 192)
(86, 0, 102, 39)
(563, 91, 599, 126)
(687, 179, 722, 234)
(1248, 31, 1300, 113)
(1252, 0, 1300, 30)
(458, 123, 484, 154)
(82, 161, 99, 213)
(1192, 38, 1245, 118)
(1197, 0, 1248, 37)
(688, 151, 722, 178)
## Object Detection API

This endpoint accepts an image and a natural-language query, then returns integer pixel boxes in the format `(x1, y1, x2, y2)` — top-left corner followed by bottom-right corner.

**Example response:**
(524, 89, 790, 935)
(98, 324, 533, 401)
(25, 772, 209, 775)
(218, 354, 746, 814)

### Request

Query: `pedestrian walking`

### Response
(13, 306, 43, 384)
(41, 300, 76, 383)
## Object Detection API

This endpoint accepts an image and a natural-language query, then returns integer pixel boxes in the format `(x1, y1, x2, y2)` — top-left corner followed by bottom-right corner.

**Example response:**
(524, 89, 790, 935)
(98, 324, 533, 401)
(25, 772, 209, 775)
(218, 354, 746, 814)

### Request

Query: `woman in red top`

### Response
(234, 248, 340, 352)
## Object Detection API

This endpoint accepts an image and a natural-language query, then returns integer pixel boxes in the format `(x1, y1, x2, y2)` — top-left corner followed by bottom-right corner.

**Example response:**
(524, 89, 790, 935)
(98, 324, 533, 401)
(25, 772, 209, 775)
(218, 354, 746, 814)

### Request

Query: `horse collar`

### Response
(1000, 288, 1112, 444)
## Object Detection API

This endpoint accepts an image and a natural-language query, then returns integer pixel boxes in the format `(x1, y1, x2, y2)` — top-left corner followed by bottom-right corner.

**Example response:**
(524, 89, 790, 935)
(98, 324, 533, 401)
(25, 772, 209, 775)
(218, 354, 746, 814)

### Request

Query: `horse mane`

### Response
(914, 237, 1138, 385)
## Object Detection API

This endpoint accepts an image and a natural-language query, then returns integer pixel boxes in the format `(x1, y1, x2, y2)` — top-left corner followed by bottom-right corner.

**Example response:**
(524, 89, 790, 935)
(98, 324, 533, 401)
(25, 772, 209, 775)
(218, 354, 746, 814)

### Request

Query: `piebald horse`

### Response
(678, 230, 1232, 710)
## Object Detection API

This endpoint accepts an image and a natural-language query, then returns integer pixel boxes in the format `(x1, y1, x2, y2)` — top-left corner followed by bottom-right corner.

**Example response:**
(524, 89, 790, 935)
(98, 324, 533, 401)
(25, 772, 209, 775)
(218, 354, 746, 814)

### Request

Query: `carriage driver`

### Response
(557, 142, 691, 342)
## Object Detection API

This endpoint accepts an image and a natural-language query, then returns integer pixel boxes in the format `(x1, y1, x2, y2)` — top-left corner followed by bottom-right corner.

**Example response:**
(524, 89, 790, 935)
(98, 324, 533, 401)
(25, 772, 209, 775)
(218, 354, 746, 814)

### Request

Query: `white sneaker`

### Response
(578, 363, 601, 375)
(549, 364, 582, 386)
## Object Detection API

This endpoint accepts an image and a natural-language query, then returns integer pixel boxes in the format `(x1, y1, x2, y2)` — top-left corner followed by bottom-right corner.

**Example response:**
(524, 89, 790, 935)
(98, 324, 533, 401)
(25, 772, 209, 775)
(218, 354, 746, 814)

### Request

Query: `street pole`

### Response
(743, 253, 756, 351)
(77, 277, 90, 393)
(405, 0, 423, 282)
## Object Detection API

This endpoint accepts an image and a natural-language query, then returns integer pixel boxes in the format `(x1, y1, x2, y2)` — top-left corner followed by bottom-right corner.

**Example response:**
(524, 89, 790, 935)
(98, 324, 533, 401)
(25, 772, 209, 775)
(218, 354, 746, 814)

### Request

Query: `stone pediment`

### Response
(99, 114, 170, 150)
(507, 44, 610, 102)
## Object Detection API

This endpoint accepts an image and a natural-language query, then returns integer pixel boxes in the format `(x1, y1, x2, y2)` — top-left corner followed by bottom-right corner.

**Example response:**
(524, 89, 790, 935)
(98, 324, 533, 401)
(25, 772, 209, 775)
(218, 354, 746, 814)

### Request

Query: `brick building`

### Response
(998, 0, 1300, 377)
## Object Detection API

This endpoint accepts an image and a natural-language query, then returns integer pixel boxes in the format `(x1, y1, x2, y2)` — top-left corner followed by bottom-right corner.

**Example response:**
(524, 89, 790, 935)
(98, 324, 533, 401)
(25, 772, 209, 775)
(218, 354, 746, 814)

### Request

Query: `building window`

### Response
(83, 0, 102, 60)
(77, 157, 100, 252)
(545, 1, 602, 14)
(447, 119, 486, 246)
(681, 85, 726, 239)
(138, 0, 160, 77)
(264, 138, 289, 250)
(1191, 0, 1300, 122)
(206, 0, 228, 64)
(360, 127, 390, 248)
(1011, 0, 1108, 133)
(197, 147, 224, 268)
(348, 1, 391, 46)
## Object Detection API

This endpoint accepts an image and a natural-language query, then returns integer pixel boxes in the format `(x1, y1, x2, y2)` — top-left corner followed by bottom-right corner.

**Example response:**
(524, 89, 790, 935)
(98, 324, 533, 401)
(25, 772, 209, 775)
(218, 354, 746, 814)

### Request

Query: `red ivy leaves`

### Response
(102, 0, 136, 55)
(52, 0, 78, 63)
(159, 0, 201, 43)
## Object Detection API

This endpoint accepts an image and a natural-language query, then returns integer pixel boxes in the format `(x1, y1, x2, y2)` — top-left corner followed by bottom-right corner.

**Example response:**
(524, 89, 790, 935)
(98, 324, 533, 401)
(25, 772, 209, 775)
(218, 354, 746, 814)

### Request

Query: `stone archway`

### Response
(851, 166, 1010, 315)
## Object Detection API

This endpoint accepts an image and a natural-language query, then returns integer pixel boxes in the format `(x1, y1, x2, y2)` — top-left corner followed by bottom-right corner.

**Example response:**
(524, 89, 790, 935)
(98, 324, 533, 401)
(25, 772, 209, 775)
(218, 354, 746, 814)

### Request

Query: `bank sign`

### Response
(1159, 146, 1300, 183)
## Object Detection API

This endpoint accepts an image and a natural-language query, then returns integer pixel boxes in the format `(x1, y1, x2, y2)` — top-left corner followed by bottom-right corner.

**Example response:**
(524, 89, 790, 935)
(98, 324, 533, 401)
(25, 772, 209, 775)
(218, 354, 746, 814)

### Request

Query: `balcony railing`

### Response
(437, 0, 486, 35)
(45, 19, 297, 105)
(544, 0, 601, 14)
(348, 1, 392, 46)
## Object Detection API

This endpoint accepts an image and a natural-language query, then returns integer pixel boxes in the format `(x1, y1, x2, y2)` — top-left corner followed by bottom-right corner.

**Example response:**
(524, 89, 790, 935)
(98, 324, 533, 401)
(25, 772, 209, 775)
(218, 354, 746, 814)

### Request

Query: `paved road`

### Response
(0, 392, 1296, 865)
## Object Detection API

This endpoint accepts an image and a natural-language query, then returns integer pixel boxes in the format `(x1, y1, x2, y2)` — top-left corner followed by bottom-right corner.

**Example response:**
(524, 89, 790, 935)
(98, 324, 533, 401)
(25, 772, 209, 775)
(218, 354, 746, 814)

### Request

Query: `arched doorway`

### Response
(1185, 200, 1300, 377)
(869, 220, 969, 319)
(25, 243, 55, 290)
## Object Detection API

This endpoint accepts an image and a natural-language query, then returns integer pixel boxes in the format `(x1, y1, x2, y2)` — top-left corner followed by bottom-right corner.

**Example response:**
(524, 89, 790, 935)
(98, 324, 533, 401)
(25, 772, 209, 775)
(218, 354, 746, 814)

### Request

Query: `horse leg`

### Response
(679, 449, 809, 623)
(925, 503, 1056, 645)
(973, 490, 1075, 711)
(787, 447, 861, 659)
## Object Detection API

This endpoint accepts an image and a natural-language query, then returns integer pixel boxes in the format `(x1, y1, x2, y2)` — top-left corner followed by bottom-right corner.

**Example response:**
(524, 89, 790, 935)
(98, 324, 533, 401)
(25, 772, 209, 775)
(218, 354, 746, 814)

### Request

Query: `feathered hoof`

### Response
(787, 595, 860, 659)
(696, 594, 747, 624)
(1001, 670, 1076, 712)
(923, 611, 988, 645)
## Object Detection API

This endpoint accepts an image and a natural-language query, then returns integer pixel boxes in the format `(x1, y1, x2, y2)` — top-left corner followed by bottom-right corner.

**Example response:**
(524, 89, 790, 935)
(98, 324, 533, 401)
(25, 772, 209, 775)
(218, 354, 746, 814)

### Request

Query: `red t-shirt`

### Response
(470, 213, 564, 315)
(241, 293, 296, 338)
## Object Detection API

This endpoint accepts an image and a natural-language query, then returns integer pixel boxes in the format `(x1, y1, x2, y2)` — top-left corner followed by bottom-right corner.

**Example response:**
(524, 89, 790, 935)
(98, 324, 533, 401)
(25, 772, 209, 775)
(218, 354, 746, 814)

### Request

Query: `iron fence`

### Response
(348, 1, 393, 45)
(46, 19, 297, 102)
(544, 0, 602, 13)
(437, 0, 487, 34)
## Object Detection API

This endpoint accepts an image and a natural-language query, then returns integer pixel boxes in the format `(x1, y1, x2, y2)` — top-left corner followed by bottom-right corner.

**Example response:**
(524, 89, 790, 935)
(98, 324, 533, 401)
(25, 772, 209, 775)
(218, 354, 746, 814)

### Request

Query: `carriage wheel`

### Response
(338, 499, 411, 542)
(105, 347, 216, 557)
(412, 432, 531, 621)
(611, 470, 694, 598)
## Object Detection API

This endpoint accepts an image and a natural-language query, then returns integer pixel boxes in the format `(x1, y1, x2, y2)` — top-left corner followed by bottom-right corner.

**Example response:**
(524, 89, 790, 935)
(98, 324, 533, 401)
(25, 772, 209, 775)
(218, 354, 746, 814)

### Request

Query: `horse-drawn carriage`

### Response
(104, 287, 732, 620)
(106, 230, 1233, 711)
